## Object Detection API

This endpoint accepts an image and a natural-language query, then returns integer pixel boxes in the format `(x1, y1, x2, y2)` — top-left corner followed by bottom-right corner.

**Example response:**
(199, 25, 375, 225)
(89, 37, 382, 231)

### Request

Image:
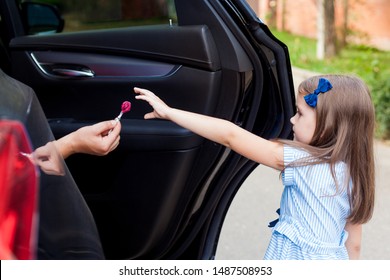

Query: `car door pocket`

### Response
(49, 118, 204, 151)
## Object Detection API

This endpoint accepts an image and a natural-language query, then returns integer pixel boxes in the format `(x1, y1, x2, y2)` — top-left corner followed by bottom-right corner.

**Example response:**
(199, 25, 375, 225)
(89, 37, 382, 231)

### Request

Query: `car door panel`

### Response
(8, 17, 249, 258)
(4, 0, 295, 259)
(10, 25, 221, 71)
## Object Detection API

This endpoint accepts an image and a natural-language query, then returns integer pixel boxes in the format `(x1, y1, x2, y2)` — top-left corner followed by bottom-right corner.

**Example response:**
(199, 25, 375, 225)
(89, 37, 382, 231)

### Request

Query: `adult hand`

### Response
(32, 141, 65, 176)
(55, 120, 121, 159)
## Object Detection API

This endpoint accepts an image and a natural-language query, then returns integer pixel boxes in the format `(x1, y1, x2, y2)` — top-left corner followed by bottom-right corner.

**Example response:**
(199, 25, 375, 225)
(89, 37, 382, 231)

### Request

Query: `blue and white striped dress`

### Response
(264, 145, 351, 260)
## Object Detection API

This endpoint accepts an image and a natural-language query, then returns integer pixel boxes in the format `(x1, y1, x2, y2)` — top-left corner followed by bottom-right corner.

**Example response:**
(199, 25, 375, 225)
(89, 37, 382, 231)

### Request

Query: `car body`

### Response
(0, 0, 295, 259)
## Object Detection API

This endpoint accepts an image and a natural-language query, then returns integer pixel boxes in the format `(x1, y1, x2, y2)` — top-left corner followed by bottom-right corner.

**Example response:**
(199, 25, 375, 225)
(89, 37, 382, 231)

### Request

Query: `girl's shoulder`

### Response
(283, 145, 311, 163)
(283, 144, 349, 173)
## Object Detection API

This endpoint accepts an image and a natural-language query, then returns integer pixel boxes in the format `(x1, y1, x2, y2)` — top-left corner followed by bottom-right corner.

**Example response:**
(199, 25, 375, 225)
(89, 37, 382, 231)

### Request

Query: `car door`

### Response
(2, 0, 295, 259)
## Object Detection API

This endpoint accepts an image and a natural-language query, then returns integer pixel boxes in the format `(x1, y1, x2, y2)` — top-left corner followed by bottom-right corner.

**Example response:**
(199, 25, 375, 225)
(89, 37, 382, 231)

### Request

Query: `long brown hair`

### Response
(281, 74, 375, 224)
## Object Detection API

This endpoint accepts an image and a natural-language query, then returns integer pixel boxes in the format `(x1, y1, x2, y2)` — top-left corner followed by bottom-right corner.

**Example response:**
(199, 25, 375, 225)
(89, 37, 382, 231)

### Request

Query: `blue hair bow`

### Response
(304, 78, 333, 108)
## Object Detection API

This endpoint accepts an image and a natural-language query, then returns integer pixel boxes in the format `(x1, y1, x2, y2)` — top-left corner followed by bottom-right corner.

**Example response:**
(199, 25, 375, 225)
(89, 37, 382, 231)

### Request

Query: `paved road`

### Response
(215, 68, 390, 260)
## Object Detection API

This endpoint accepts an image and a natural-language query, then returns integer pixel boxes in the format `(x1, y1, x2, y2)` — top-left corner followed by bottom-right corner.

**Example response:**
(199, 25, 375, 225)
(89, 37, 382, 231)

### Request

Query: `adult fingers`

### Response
(94, 120, 118, 133)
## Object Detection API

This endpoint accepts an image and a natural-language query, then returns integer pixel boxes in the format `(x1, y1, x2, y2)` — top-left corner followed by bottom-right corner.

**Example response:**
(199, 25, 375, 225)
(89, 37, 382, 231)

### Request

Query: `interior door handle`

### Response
(51, 68, 95, 77)
(30, 53, 95, 78)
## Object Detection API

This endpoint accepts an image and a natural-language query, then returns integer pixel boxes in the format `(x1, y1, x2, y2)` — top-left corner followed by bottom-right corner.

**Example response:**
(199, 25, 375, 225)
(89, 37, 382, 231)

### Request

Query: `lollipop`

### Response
(115, 101, 131, 121)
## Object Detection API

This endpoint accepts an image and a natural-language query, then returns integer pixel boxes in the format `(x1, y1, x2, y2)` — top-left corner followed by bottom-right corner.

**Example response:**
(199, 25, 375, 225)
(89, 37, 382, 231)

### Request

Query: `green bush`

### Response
(272, 29, 390, 140)
(372, 77, 390, 139)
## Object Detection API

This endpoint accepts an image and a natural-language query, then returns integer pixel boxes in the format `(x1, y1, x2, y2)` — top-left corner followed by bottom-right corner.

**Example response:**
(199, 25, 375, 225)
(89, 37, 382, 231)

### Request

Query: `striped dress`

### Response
(263, 145, 351, 260)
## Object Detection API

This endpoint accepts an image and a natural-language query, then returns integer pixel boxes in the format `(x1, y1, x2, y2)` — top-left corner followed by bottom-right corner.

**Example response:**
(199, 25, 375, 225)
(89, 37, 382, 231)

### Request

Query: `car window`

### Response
(18, 0, 177, 34)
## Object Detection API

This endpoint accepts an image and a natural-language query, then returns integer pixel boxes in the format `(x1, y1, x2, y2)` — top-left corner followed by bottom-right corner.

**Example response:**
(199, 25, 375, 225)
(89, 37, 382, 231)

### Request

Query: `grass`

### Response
(272, 29, 390, 85)
(272, 29, 390, 140)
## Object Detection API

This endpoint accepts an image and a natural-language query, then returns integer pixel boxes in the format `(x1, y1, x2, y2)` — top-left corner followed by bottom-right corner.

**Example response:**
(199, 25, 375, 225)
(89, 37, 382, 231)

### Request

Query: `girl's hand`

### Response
(134, 87, 171, 120)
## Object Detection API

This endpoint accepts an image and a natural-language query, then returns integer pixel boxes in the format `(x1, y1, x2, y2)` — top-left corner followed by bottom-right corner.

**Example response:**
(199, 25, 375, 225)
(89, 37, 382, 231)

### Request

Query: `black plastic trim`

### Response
(10, 25, 221, 71)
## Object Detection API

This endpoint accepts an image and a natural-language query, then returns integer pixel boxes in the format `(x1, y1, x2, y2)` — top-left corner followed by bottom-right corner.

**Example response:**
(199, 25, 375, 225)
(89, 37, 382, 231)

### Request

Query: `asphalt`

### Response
(215, 67, 390, 260)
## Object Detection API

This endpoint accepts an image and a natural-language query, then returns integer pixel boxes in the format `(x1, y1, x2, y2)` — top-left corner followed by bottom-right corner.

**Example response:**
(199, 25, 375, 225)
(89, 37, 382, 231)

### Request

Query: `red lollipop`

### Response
(115, 101, 131, 121)
(121, 101, 131, 113)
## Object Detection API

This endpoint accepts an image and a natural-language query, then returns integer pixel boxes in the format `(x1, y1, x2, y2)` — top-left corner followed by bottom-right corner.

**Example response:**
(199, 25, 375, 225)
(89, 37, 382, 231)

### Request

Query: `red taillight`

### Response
(0, 120, 39, 260)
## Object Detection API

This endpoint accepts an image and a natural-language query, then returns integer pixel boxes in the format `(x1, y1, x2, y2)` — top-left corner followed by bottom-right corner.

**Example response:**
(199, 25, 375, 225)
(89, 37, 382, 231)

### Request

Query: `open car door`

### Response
(3, 0, 295, 259)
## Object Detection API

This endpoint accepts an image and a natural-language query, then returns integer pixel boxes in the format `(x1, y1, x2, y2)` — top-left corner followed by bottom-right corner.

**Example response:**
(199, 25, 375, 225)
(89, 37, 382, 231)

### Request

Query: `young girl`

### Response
(134, 74, 375, 260)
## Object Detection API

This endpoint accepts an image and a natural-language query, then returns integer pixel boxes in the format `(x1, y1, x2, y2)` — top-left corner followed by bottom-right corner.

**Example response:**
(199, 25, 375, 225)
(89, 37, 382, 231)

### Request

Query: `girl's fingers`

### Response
(144, 112, 157, 119)
(134, 87, 151, 96)
(134, 87, 159, 101)
(134, 87, 152, 93)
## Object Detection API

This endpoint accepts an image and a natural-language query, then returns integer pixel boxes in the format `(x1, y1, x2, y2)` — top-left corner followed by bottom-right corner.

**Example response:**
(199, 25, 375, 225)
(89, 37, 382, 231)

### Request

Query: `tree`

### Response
(316, 0, 337, 59)
(340, 0, 349, 48)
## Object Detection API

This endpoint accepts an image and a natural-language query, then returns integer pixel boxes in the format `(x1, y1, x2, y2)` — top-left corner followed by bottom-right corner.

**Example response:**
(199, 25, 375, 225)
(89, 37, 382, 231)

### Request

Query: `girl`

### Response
(134, 74, 375, 260)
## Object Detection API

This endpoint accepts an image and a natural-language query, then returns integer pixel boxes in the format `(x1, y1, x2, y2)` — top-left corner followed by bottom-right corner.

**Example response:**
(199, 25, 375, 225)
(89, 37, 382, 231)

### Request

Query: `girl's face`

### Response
(290, 94, 317, 144)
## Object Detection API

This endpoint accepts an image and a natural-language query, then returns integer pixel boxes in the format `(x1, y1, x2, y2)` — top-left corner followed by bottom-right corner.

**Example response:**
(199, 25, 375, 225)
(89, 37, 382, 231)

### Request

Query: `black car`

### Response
(0, 0, 295, 259)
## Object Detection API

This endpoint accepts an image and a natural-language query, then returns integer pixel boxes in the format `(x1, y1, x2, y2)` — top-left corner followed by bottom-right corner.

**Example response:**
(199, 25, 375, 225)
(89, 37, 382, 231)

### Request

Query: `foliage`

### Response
(372, 78, 390, 139)
(272, 30, 390, 139)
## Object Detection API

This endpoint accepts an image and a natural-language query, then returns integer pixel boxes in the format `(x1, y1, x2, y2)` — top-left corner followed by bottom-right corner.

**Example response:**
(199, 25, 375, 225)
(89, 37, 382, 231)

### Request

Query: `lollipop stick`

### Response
(115, 111, 123, 122)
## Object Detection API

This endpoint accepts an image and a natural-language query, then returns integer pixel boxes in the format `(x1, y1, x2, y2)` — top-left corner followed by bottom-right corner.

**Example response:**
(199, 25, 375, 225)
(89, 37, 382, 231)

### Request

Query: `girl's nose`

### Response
(290, 114, 296, 125)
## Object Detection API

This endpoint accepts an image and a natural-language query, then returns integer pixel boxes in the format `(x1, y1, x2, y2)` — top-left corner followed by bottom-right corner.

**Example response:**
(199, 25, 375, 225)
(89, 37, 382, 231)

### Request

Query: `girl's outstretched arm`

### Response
(134, 87, 284, 170)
